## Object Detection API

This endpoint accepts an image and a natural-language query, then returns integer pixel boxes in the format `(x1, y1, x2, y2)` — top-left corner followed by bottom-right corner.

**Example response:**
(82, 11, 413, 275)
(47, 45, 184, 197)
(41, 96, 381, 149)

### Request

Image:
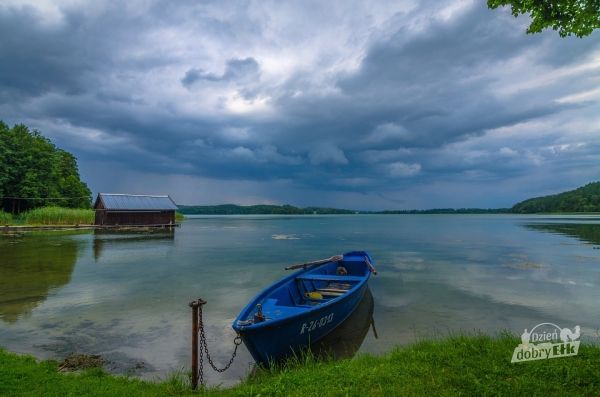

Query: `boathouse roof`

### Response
(94, 193, 178, 211)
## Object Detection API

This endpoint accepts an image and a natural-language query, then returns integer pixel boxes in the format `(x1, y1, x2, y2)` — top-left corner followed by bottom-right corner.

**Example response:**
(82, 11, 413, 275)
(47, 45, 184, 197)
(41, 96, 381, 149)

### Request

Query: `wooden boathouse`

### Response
(94, 193, 178, 226)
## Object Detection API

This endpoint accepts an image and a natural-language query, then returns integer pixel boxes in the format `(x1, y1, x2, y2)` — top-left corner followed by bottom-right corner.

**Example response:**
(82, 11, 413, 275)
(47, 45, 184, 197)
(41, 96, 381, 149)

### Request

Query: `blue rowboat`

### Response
(232, 251, 375, 366)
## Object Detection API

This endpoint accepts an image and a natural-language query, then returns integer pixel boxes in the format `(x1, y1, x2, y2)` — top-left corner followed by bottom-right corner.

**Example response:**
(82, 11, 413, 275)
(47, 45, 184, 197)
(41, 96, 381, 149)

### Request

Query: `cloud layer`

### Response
(2, 0, 599, 209)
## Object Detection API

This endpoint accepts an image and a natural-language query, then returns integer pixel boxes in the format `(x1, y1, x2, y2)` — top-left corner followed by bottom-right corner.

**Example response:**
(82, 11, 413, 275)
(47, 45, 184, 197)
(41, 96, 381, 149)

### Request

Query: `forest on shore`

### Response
(180, 183, 600, 215)
(511, 182, 600, 213)
(0, 122, 91, 213)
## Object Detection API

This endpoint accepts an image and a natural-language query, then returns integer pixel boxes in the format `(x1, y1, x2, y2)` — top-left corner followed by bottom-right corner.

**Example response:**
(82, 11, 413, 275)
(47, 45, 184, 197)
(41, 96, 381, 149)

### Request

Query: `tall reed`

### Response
(0, 210, 13, 225)
(20, 206, 94, 225)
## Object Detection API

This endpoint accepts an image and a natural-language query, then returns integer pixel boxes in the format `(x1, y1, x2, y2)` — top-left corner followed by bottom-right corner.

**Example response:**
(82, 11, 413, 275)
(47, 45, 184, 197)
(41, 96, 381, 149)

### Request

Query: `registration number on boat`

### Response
(300, 313, 334, 334)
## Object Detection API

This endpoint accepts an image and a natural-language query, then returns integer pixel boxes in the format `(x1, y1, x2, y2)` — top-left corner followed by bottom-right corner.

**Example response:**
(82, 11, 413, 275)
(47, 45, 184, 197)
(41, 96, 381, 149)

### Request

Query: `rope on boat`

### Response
(189, 299, 242, 389)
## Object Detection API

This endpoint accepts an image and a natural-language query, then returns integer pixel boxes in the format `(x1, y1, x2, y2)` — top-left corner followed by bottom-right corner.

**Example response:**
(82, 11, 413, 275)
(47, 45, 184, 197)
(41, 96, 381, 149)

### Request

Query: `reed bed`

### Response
(2, 207, 182, 226)
(0, 210, 13, 225)
(19, 206, 94, 225)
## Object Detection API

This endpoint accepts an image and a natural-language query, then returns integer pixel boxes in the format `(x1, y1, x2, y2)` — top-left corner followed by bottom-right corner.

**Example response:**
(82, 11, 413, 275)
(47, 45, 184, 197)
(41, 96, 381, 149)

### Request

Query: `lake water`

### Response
(1, 215, 599, 385)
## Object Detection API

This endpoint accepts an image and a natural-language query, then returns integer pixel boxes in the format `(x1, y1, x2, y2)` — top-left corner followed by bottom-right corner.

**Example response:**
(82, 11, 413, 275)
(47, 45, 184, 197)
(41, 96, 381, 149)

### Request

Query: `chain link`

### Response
(196, 304, 242, 387)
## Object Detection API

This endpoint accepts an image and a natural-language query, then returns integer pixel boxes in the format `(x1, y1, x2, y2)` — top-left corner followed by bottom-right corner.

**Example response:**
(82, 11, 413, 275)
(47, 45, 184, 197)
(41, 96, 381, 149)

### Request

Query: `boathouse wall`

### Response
(94, 193, 177, 226)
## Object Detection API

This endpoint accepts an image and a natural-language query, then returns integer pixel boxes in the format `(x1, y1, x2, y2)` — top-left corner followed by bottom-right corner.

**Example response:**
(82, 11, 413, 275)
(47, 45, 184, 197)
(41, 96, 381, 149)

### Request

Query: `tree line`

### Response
(180, 182, 600, 215)
(0, 121, 91, 213)
(177, 204, 356, 215)
(512, 182, 600, 213)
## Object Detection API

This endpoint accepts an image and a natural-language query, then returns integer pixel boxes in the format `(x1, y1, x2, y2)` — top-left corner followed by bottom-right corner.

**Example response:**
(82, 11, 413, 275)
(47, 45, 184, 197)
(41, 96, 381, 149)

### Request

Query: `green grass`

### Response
(0, 210, 13, 225)
(2, 333, 600, 396)
(2, 207, 183, 226)
(18, 206, 95, 225)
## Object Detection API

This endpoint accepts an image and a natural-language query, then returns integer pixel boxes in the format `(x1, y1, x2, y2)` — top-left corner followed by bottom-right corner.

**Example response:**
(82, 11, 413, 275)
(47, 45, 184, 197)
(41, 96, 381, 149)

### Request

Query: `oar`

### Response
(285, 254, 343, 270)
(365, 257, 377, 275)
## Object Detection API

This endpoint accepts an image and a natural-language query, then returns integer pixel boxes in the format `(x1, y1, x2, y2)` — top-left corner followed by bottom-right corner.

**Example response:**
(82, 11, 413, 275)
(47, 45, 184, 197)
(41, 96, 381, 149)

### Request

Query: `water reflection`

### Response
(0, 233, 82, 323)
(93, 229, 175, 261)
(310, 287, 375, 360)
(243, 287, 374, 374)
(524, 223, 600, 246)
(1, 215, 598, 386)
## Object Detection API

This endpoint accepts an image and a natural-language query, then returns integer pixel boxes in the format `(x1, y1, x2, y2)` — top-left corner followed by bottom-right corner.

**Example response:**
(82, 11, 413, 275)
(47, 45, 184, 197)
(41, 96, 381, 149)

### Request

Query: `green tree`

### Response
(54, 150, 92, 208)
(0, 122, 9, 203)
(488, 0, 600, 37)
(512, 181, 600, 213)
(0, 122, 91, 212)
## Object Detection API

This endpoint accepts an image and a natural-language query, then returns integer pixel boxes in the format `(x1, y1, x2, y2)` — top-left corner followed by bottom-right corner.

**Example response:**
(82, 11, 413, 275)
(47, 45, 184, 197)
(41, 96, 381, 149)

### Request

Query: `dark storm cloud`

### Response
(182, 57, 260, 87)
(255, 2, 600, 193)
(1, 1, 599, 209)
(278, 5, 557, 150)
(0, 7, 90, 99)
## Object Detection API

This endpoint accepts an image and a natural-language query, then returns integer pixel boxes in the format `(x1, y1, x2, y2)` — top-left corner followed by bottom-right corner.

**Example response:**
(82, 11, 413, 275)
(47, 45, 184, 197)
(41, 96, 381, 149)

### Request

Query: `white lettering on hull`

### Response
(300, 313, 334, 334)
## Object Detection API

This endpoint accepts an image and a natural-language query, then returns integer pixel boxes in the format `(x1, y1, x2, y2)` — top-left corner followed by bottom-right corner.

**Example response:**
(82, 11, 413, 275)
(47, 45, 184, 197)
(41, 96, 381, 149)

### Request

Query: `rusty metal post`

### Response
(189, 298, 207, 390)
(190, 300, 199, 390)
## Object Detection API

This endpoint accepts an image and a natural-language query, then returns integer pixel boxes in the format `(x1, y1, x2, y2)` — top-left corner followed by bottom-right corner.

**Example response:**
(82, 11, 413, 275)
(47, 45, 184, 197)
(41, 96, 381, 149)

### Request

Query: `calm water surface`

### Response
(1, 215, 599, 385)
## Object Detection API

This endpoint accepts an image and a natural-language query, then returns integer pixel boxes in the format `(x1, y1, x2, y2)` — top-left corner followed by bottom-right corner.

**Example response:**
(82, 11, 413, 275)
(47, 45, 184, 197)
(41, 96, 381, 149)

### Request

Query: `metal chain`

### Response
(198, 327, 204, 387)
(196, 304, 242, 386)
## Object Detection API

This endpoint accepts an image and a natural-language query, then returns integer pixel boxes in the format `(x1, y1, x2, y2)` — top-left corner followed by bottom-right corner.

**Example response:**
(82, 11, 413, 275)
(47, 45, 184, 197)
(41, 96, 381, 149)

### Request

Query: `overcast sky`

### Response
(1, 0, 599, 209)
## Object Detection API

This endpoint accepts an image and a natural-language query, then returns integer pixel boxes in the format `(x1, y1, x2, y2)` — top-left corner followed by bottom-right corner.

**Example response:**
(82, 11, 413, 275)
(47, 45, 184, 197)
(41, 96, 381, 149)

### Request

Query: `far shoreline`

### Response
(181, 211, 600, 216)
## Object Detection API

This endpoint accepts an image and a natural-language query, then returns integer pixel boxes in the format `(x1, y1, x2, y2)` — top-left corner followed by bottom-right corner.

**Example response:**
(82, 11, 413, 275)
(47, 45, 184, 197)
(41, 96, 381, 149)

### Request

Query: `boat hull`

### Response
(238, 281, 368, 366)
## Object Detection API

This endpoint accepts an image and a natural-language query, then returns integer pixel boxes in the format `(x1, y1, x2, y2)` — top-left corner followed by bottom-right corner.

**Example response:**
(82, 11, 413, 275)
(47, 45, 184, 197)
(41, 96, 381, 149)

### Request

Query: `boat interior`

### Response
(251, 258, 369, 322)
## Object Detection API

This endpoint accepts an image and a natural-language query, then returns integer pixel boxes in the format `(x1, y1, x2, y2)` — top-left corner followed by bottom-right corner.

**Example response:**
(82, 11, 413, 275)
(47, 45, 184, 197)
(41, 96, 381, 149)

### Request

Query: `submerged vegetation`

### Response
(2, 334, 600, 396)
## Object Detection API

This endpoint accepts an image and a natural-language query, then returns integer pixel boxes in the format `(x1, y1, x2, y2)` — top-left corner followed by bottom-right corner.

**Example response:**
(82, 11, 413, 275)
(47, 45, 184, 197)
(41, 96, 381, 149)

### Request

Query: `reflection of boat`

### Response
(310, 286, 374, 360)
(232, 251, 375, 366)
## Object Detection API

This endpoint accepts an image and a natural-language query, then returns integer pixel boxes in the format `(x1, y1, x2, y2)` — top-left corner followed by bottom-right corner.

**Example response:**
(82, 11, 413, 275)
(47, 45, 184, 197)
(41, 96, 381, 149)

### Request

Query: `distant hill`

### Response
(178, 182, 600, 215)
(377, 208, 510, 214)
(512, 182, 600, 213)
(178, 204, 511, 215)
(177, 204, 356, 215)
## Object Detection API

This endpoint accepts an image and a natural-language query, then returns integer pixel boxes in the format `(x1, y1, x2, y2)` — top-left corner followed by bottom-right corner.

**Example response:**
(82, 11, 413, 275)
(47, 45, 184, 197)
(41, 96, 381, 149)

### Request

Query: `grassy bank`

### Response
(2, 334, 599, 396)
(1, 207, 186, 226)
(0, 207, 94, 226)
(20, 206, 95, 225)
(0, 209, 12, 224)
